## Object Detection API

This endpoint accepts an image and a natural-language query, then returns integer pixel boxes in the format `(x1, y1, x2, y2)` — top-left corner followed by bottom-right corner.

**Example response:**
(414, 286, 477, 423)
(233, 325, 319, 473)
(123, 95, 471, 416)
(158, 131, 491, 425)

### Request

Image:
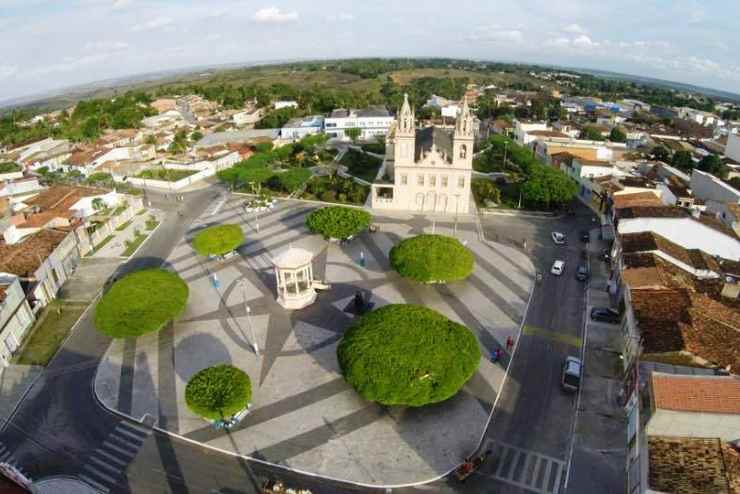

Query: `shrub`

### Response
(192, 224, 244, 256)
(185, 365, 252, 420)
(95, 269, 188, 338)
(390, 234, 474, 283)
(274, 168, 312, 192)
(305, 206, 371, 240)
(471, 178, 501, 206)
(338, 304, 480, 407)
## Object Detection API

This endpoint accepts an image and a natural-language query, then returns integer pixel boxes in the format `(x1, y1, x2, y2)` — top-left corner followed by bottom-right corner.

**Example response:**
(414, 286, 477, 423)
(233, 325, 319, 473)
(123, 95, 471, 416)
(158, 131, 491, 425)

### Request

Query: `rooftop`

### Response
(613, 192, 664, 210)
(415, 127, 453, 163)
(0, 228, 69, 277)
(617, 206, 689, 219)
(329, 106, 391, 119)
(652, 373, 740, 414)
(619, 231, 720, 272)
(24, 185, 106, 213)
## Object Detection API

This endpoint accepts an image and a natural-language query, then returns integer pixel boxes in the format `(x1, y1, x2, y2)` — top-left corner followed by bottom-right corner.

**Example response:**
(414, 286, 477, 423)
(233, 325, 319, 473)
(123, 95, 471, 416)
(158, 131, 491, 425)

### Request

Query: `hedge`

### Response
(305, 206, 371, 240)
(95, 269, 188, 338)
(390, 234, 474, 283)
(337, 304, 480, 407)
(185, 365, 252, 420)
(192, 224, 245, 256)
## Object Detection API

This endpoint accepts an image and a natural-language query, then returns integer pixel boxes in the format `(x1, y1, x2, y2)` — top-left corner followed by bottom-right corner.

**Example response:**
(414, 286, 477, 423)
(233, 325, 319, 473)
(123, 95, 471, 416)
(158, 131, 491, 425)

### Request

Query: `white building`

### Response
(233, 108, 263, 127)
(0, 274, 35, 366)
(324, 107, 394, 141)
(726, 132, 740, 163)
(371, 94, 474, 215)
(676, 107, 718, 127)
(690, 169, 740, 203)
(274, 101, 299, 110)
(280, 115, 324, 140)
(513, 120, 550, 145)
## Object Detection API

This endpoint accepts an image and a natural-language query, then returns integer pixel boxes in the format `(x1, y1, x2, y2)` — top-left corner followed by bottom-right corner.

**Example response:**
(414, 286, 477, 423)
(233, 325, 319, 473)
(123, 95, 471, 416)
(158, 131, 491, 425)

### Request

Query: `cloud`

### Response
(131, 16, 172, 31)
(253, 7, 298, 23)
(327, 12, 355, 22)
(205, 33, 222, 41)
(468, 26, 523, 43)
(112, 0, 132, 9)
(563, 23, 586, 34)
(572, 34, 597, 48)
(0, 65, 18, 80)
(83, 41, 129, 51)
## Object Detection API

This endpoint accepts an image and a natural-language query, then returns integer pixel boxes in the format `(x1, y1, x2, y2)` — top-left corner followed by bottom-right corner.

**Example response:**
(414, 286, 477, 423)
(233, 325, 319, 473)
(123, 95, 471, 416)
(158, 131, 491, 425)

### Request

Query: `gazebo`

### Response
(271, 246, 317, 310)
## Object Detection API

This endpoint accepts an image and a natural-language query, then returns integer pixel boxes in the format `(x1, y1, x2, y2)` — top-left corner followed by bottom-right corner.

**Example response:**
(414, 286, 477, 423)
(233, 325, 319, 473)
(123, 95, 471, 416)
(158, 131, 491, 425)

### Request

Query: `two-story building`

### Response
(324, 107, 394, 141)
(0, 274, 35, 366)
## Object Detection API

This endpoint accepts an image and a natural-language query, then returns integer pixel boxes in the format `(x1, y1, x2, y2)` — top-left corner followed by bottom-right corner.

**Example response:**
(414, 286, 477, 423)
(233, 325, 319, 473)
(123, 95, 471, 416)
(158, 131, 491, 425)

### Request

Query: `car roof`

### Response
(564, 357, 582, 373)
(553, 260, 564, 266)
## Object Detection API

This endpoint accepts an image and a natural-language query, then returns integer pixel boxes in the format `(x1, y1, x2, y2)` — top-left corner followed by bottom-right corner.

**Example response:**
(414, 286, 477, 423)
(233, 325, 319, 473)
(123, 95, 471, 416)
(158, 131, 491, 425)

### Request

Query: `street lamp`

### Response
(239, 279, 260, 356)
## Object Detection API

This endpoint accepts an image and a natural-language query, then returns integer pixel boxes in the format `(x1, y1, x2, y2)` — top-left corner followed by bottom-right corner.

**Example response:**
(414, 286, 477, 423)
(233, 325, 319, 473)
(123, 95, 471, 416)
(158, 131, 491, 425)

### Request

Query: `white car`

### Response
(551, 260, 565, 276)
(551, 232, 566, 245)
(561, 356, 582, 392)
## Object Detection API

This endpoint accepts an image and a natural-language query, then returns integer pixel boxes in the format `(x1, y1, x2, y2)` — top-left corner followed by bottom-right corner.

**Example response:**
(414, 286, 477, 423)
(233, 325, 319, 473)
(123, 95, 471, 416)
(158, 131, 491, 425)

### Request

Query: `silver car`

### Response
(561, 356, 582, 392)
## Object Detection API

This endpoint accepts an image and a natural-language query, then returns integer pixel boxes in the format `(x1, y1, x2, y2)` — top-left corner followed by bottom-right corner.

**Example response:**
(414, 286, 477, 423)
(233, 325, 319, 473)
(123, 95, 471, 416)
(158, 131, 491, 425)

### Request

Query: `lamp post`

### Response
(239, 279, 260, 356)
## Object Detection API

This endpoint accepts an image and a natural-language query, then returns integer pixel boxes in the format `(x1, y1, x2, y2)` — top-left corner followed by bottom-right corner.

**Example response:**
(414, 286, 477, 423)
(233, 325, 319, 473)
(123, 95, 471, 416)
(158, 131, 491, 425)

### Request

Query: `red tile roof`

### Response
(0, 229, 70, 277)
(613, 192, 664, 210)
(652, 373, 740, 414)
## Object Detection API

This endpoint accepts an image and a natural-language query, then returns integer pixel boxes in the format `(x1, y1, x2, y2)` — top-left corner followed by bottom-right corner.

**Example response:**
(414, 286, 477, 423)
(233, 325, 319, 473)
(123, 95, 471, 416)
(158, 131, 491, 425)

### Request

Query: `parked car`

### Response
(580, 230, 590, 243)
(561, 356, 582, 392)
(551, 232, 567, 245)
(590, 307, 621, 324)
(576, 264, 590, 281)
(551, 260, 565, 276)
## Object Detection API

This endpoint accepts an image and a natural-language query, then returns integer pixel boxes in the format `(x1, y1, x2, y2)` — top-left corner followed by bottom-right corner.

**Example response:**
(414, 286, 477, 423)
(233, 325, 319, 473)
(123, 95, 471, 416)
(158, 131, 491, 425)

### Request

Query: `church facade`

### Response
(370, 94, 474, 215)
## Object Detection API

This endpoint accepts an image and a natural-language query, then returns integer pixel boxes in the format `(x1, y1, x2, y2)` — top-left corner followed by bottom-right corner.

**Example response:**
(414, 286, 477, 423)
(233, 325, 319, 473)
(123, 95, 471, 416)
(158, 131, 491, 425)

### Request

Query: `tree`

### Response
(190, 130, 203, 143)
(609, 127, 627, 143)
(671, 150, 694, 171)
(390, 234, 474, 283)
(520, 164, 578, 209)
(471, 178, 501, 206)
(144, 134, 157, 146)
(192, 224, 245, 256)
(185, 365, 252, 420)
(305, 206, 371, 240)
(651, 145, 671, 162)
(697, 154, 726, 177)
(345, 127, 362, 143)
(337, 304, 480, 407)
(581, 126, 606, 141)
(91, 198, 105, 212)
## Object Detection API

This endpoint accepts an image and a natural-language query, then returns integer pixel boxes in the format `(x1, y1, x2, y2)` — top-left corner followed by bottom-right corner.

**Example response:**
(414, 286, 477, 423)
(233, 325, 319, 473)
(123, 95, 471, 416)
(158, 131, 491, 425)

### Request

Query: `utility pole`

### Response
(240, 279, 260, 356)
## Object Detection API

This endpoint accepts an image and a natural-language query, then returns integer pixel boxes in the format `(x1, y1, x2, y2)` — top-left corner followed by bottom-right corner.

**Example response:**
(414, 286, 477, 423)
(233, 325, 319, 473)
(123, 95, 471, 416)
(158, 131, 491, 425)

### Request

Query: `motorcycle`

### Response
(454, 450, 492, 481)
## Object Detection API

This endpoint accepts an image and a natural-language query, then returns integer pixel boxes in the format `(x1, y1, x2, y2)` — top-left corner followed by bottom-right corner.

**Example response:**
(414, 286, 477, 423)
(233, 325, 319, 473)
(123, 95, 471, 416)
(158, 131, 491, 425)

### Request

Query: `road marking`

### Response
(482, 439, 566, 494)
(522, 325, 582, 347)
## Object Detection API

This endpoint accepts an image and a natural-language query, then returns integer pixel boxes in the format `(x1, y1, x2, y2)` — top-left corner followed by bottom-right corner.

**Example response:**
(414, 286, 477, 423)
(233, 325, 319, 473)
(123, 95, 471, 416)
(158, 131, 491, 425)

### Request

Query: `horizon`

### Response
(1, 0, 740, 104)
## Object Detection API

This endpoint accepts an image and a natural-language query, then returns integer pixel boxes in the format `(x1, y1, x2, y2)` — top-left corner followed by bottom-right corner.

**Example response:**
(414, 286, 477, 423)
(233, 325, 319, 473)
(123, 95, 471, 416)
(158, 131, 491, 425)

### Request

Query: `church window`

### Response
(457, 176, 465, 188)
(429, 175, 437, 186)
(417, 175, 425, 186)
(460, 144, 467, 159)
(441, 176, 448, 187)
(401, 174, 408, 185)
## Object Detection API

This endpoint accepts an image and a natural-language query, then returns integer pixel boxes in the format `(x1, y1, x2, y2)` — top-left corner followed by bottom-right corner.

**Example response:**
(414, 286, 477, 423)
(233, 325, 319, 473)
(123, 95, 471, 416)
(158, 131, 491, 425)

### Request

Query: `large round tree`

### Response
(306, 206, 371, 240)
(192, 224, 245, 257)
(185, 365, 252, 420)
(390, 234, 474, 283)
(95, 269, 188, 338)
(337, 304, 480, 407)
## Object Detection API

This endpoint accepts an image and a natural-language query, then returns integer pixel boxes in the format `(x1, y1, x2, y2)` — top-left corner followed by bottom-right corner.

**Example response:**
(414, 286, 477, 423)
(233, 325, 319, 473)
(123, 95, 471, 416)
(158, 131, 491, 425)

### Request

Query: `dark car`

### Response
(580, 230, 590, 243)
(576, 264, 590, 281)
(590, 307, 621, 324)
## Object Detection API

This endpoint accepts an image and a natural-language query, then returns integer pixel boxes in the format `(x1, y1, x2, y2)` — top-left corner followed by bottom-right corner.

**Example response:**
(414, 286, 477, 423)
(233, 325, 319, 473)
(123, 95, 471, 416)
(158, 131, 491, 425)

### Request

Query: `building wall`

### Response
(691, 169, 740, 203)
(726, 133, 740, 163)
(646, 410, 740, 442)
(0, 277, 36, 366)
(280, 126, 322, 140)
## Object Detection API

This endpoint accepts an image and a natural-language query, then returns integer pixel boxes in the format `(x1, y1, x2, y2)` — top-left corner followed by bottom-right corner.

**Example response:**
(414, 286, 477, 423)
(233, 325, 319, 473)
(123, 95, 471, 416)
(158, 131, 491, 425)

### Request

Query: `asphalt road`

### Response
(0, 194, 607, 494)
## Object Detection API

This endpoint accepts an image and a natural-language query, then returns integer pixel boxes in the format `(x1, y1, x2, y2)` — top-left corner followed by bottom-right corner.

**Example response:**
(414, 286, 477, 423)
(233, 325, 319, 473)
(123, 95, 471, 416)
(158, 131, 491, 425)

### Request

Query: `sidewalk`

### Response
(90, 209, 163, 258)
(566, 228, 627, 493)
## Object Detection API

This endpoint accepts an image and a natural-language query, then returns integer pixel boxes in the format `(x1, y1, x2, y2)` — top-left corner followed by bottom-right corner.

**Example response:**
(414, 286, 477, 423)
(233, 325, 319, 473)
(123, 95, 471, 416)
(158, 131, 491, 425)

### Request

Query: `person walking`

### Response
(506, 335, 514, 352)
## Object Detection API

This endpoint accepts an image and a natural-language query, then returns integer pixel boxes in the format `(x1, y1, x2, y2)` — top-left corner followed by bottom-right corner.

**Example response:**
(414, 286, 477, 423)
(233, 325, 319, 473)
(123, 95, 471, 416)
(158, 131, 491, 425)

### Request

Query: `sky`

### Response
(1, 0, 740, 102)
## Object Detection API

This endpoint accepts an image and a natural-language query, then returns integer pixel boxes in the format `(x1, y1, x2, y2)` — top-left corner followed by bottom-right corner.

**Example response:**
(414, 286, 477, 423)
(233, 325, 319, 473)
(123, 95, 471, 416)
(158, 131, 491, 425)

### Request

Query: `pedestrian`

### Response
(506, 335, 514, 352)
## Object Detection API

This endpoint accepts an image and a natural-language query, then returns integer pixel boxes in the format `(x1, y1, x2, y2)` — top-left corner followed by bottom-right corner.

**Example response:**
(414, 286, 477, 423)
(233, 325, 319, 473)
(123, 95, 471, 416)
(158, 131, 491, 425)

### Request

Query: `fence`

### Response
(111, 152, 239, 191)
(80, 196, 145, 254)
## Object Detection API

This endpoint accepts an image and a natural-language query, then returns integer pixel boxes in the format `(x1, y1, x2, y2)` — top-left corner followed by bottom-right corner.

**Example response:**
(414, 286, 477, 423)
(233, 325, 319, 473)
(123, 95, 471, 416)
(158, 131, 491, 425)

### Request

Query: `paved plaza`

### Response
(95, 196, 535, 486)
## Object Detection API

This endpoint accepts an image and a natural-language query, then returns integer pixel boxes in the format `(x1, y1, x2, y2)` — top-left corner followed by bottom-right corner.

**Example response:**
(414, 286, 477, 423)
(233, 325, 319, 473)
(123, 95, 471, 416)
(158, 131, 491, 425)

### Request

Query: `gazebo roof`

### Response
(272, 246, 313, 269)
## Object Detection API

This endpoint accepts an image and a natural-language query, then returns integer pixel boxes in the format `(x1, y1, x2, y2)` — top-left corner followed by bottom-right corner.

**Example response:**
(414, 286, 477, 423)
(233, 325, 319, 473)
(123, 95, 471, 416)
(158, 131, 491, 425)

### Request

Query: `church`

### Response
(370, 93, 474, 215)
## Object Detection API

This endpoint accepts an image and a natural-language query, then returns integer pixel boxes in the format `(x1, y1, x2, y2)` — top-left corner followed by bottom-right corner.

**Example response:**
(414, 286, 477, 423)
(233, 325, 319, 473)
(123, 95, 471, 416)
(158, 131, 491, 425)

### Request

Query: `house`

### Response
(691, 169, 740, 204)
(233, 108, 263, 127)
(194, 129, 280, 149)
(726, 132, 740, 162)
(0, 177, 44, 202)
(142, 110, 187, 129)
(324, 107, 394, 141)
(0, 273, 35, 366)
(513, 120, 550, 145)
(706, 201, 740, 236)
(274, 100, 299, 110)
(370, 94, 474, 215)
(150, 98, 177, 114)
(280, 115, 325, 140)
(676, 107, 719, 127)
(14, 138, 73, 171)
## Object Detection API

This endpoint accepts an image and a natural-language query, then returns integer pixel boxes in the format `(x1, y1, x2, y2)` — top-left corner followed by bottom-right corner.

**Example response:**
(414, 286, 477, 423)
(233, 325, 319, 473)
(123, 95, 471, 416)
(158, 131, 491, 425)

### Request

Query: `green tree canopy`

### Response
(192, 224, 245, 256)
(95, 269, 188, 338)
(609, 127, 627, 143)
(390, 234, 474, 283)
(581, 126, 606, 141)
(345, 127, 362, 142)
(520, 164, 578, 209)
(671, 150, 694, 171)
(651, 145, 671, 162)
(185, 365, 252, 420)
(697, 154, 726, 177)
(305, 206, 371, 240)
(337, 304, 480, 407)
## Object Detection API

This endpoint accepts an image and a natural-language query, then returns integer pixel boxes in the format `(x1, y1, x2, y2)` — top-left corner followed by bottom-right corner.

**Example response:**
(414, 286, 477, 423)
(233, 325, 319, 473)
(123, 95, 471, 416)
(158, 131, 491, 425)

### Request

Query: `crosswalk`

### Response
(79, 420, 152, 493)
(0, 441, 32, 484)
(481, 439, 566, 494)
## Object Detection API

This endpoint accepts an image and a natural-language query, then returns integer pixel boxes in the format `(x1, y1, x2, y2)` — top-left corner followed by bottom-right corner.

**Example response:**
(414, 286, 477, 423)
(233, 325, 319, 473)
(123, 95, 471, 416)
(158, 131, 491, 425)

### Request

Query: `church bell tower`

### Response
(394, 93, 416, 166)
(453, 96, 474, 169)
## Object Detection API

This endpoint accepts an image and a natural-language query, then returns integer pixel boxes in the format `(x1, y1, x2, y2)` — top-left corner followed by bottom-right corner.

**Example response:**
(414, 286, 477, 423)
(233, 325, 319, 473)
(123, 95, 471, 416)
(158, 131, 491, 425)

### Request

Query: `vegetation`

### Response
(651, 145, 671, 162)
(0, 162, 21, 173)
(581, 126, 606, 141)
(305, 206, 371, 240)
(337, 304, 480, 407)
(122, 229, 148, 257)
(145, 215, 159, 230)
(390, 234, 474, 283)
(340, 149, 382, 182)
(471, 178, 502, 206)
(94, 269, 188, 338)
(12, 301, 87, 366)
(270, 167, 312, 193)
(609, 127, 627, 143)
(345, 127, 362, 143)
(185, 365, 252, 420)
(697, 154, 726, 177)
(136, 168, 197, 182)
(85, 235, 114, 257)
(302, 174, 369, 205)
(671, 150, 694, 171)
(360, 140, 386, 155)
(192, 224, 245, 256)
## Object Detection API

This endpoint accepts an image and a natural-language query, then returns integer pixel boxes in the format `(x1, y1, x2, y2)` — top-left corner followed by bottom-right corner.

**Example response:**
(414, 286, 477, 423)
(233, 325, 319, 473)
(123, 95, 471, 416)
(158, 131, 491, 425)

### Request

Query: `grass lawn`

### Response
(136, 168, 197, 182)
(111, 205, 128, 216)
(85, 235, 114, 257)
(95, 269, 188, 338)
(192, 224, 244, 256)
(145, 216, 159, 230)
(116, 220, 133, 232)
(122, 231, 148, 257)
(13, 301, 88, 366)
(340, 149, 382, 182)
(137, 209, 147, 215)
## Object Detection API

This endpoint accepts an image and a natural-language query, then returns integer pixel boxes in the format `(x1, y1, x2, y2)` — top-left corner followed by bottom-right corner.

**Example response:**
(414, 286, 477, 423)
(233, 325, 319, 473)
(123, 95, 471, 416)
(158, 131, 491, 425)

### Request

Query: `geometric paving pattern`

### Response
(480, 438, 566, 494)
(95, 195, 535, 486)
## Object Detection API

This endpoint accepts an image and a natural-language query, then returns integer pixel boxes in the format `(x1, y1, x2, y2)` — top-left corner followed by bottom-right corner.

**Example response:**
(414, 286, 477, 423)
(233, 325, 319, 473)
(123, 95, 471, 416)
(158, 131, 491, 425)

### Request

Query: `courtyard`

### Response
(94, 196, 534, 486)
